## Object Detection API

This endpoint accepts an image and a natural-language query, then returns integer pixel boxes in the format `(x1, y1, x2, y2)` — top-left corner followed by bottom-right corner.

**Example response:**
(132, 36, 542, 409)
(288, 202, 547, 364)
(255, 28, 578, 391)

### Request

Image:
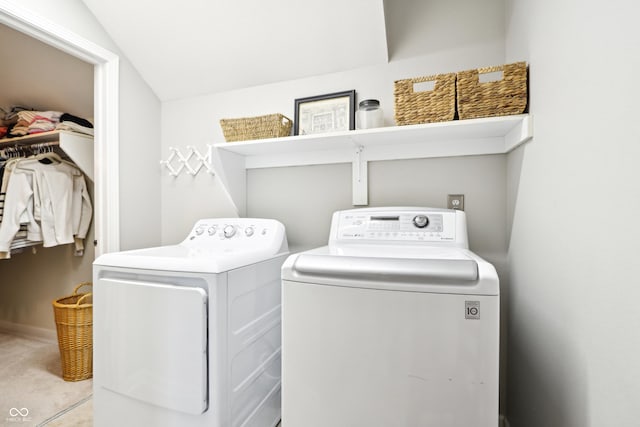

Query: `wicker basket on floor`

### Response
(52, 282, 93, 382)
(220, 113, 292, 142)
(394, 73, 457, 125)
(456, 61, 528, 120)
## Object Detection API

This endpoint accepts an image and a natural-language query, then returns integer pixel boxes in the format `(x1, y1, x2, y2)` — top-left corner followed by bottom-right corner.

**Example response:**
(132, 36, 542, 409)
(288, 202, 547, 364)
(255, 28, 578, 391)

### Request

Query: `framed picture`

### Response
(294, 90, 355, 135)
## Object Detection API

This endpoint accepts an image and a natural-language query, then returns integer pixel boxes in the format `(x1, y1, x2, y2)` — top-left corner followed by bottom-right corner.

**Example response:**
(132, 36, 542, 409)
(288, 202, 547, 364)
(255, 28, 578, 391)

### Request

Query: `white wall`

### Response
(505, 0, 640, 425)
(117, 58, 162, 249)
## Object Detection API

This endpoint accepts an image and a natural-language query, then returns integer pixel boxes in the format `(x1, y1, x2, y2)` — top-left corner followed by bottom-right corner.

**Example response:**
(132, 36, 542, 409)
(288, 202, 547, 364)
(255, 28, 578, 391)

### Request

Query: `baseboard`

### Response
(0, 320, 57, 343)
(500, 414, 511, 427)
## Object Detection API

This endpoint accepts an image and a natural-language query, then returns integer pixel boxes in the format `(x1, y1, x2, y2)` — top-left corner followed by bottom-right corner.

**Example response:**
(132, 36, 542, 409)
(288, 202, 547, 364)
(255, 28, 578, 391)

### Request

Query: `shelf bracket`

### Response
(352, 145, 368, 206)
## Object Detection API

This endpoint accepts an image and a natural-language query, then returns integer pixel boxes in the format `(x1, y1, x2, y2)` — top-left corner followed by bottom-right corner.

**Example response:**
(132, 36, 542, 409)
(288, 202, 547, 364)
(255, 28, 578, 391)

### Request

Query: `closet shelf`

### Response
(0, 130, 94, 180)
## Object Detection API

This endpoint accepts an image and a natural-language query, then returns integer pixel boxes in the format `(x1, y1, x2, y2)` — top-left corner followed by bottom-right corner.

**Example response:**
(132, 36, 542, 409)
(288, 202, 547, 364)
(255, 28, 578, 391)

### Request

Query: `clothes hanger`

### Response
(34, 151, 63, 163)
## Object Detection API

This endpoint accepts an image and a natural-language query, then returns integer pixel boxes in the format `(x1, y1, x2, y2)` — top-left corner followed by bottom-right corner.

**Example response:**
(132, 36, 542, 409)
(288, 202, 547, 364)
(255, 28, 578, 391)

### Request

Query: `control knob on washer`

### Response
(207, 226, 217, 236)
(245, 226, 255, 237)
(223, 225, 236, 238)
(412, 215, 429, 228)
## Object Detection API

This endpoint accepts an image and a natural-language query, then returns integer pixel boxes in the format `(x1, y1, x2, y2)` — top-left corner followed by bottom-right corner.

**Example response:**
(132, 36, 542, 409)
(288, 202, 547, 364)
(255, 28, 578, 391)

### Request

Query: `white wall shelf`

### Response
(212, 114, 533, 209)
(0, 130, 94, 180)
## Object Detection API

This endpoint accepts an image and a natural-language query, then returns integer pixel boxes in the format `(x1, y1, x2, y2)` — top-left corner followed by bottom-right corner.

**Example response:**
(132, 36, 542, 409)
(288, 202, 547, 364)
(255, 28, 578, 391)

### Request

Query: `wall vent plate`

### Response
(447, 194, 464, 211)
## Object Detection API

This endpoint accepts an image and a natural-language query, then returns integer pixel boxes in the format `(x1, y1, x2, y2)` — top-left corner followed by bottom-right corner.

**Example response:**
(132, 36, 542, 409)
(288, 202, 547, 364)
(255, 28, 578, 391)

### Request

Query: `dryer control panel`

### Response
(182, 218, 287, 250)
(330, 208, 468, 247)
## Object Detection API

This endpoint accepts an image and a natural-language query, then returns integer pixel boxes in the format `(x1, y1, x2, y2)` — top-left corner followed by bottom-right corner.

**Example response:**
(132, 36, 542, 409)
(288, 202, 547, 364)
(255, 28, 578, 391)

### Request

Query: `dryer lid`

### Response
(93, 218, 289, 273)
(93, 244, 286, 273)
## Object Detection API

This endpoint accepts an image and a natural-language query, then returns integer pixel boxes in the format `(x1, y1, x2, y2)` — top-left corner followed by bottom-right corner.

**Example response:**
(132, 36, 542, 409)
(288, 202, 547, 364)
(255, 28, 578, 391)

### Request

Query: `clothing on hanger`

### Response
(0, 150, 92, 259)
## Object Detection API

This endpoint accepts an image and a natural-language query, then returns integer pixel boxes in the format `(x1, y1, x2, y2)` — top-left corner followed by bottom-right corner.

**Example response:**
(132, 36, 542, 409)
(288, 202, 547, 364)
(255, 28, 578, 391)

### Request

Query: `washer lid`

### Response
(292, 253, 478, 283)
(282, 246, 499, 295)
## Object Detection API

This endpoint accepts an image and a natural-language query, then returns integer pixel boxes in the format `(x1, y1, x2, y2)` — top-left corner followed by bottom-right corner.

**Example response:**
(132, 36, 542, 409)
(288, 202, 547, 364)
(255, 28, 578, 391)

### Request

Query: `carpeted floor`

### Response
(43, 398, 92, 427)
(0, 332, 92, 426)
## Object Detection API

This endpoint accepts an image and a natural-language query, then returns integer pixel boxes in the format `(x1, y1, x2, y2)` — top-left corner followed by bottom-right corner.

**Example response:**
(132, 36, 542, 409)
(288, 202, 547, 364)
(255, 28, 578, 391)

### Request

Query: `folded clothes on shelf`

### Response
(1, 109, 94, 139)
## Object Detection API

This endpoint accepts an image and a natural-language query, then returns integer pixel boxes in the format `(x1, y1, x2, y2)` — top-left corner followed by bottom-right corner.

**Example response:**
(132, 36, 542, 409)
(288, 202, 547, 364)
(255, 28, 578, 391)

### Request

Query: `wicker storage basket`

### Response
(220, 113, 292, 142)
(52, 282, 93, 381)
(394, 73, 456, 125)
(456, 62, 528, 120)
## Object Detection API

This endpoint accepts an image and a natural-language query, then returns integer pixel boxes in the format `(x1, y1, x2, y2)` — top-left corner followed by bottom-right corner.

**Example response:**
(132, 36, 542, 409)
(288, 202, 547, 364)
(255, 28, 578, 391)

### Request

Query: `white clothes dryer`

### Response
(282, 207, 499, 427)
(93, 218, 288, 427)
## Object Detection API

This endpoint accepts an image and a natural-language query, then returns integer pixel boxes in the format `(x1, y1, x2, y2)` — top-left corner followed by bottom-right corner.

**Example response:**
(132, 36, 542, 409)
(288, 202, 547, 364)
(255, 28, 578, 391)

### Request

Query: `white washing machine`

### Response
(93, 218, 288, 427)
(282, 207, 499, 427)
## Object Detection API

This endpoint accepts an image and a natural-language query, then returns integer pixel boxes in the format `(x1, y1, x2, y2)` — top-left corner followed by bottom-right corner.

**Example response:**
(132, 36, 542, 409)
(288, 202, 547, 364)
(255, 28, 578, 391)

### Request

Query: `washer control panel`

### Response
(335, 209, 456, 242)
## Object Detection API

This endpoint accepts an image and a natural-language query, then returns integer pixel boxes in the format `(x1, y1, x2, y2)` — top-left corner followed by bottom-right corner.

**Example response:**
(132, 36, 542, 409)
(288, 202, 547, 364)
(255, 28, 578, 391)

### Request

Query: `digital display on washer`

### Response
(370, 216, 400, 221)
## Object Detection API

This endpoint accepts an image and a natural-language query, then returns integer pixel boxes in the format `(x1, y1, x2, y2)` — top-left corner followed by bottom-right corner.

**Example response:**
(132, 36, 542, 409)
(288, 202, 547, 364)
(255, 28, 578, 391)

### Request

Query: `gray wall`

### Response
(505, 0, 640, 425)
(0, 230, 95, 331)
(247, 155, 507, 257)
(0, 24, 94, 117)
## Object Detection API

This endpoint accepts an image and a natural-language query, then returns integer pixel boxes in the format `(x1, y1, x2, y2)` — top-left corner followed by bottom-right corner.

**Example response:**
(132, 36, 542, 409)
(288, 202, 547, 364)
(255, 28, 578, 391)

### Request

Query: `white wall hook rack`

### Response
(160, 145, 215, 177)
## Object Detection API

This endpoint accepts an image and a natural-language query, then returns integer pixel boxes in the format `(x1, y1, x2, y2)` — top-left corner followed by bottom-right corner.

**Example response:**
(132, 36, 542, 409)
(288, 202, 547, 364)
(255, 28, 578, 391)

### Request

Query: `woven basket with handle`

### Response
(394, 73, 457, 125)
(456, 61, 528, 120)
(52, 282, 93, 381)
(220, 113, 292, 142)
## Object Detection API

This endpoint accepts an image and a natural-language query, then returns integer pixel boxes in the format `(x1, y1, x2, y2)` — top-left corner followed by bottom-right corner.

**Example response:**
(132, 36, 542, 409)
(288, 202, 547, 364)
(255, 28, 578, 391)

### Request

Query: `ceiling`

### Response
(80, 0, 389, 101)
(0, 0, 504, 116)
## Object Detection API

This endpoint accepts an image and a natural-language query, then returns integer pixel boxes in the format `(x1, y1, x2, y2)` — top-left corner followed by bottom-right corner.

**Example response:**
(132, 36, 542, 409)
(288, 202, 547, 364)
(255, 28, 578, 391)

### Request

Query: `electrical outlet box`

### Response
(448, 194, 464, 211)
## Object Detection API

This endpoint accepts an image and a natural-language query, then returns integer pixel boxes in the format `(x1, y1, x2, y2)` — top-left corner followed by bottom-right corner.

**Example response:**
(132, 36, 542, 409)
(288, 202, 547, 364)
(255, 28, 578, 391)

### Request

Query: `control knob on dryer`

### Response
(223, 225, 236, 238)
(245, 226, 255, 237)
(412, 215, 429, 228)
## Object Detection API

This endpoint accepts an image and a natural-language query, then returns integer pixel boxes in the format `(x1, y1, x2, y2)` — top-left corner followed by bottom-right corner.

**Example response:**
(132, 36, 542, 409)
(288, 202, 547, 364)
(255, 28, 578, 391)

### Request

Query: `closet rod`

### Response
(0, 130, 94, 180)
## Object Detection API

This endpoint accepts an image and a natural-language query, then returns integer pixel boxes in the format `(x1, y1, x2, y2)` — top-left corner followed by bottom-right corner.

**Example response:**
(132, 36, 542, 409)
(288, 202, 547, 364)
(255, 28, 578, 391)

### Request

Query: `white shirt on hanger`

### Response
(0, 155, 92, 256)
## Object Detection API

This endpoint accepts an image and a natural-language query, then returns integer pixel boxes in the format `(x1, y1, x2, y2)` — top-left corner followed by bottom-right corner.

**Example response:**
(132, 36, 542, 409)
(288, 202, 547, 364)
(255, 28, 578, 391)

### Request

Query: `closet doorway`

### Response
(0, 2, 120, 257)
(0, 4, 119, 342)
(0, 7, 120, 423)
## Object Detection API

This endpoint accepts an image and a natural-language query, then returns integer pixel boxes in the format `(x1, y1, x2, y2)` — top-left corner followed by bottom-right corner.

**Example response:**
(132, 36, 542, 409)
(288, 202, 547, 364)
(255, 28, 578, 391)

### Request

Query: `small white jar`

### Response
(356, 99, 384, 129)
